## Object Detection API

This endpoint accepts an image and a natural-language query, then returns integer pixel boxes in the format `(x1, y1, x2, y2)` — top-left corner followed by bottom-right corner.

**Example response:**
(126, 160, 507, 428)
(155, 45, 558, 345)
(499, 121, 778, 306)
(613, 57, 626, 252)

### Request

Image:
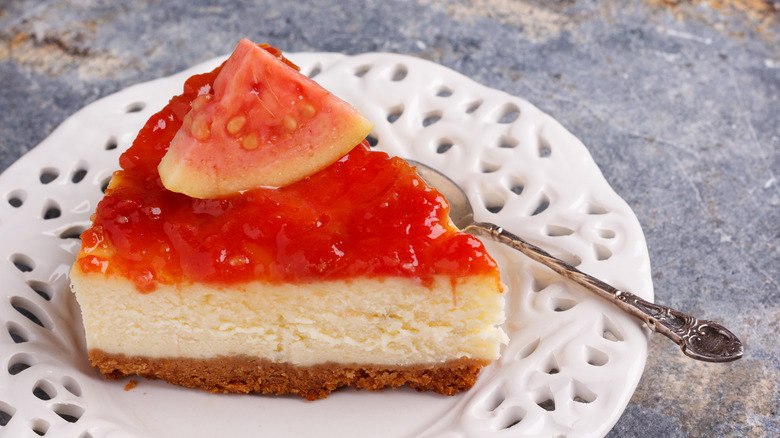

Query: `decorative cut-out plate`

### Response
(0, 52, 653, 437)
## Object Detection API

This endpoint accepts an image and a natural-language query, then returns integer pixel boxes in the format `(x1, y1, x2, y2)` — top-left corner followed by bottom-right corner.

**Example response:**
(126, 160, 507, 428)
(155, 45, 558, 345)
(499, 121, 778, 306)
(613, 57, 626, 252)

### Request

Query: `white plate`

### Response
(0, 52, 653, 438)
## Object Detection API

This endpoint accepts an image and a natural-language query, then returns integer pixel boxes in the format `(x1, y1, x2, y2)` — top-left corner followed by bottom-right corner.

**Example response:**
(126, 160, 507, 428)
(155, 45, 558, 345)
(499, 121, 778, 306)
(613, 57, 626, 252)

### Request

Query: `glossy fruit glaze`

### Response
(77, 54, 499, 292)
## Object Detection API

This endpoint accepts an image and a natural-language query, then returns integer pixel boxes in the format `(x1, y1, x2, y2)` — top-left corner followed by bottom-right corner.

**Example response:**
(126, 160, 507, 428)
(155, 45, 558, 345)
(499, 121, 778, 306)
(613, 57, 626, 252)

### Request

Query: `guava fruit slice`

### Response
(158, 39, 374, 198)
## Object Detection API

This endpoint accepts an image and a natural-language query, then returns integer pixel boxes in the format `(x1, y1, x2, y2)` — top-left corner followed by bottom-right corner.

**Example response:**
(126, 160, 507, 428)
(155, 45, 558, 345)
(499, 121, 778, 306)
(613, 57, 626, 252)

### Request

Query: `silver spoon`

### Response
(409, 160, 743, 363)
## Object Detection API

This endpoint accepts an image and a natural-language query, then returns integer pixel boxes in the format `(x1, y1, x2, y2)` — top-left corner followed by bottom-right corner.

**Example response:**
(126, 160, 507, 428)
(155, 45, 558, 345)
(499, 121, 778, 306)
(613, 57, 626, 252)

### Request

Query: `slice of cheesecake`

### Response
(70, 40, 507, 400)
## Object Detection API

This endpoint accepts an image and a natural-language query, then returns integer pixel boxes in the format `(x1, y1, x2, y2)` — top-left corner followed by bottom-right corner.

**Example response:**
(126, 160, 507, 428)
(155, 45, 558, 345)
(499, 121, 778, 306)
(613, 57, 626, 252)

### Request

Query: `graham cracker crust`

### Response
(89, 349, 490, 400)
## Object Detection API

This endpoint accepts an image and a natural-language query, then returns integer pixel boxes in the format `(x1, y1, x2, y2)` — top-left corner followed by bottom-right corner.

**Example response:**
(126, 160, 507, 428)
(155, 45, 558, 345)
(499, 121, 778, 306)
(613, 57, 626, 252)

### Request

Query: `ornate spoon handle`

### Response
(467, 222, 743, 362)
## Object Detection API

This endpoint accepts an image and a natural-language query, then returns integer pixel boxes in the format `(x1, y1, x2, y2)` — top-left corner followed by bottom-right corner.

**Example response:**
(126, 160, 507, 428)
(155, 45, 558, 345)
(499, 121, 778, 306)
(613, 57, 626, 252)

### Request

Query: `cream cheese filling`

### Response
(70, 269, 507, 367)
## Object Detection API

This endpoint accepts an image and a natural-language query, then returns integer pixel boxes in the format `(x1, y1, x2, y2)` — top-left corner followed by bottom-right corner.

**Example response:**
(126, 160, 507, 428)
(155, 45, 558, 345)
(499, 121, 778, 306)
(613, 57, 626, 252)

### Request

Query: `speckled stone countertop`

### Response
(1, 1, 778, 437)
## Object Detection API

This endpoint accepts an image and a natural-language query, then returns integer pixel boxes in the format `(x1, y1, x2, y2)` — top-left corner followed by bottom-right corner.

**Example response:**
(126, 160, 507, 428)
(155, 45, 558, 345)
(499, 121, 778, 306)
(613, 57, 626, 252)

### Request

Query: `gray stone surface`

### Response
(1, 0, 777, 436)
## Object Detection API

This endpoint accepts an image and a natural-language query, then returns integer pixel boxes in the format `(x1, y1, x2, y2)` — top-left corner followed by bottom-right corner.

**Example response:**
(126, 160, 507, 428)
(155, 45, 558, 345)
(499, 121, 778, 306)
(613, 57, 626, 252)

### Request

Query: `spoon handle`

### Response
(467, 222, 743, 363)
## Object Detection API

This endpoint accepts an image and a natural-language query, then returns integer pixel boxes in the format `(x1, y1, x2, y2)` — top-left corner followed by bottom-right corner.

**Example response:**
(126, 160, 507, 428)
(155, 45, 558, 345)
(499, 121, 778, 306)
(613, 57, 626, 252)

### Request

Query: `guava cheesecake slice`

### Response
(70, 40, 507, 400)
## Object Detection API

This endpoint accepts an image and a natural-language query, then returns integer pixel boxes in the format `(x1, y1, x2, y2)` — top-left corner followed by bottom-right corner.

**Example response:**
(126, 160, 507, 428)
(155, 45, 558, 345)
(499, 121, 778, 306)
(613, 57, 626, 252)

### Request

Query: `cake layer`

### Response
(71, 268, 507, 367)
(89, 351, 489, 400)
